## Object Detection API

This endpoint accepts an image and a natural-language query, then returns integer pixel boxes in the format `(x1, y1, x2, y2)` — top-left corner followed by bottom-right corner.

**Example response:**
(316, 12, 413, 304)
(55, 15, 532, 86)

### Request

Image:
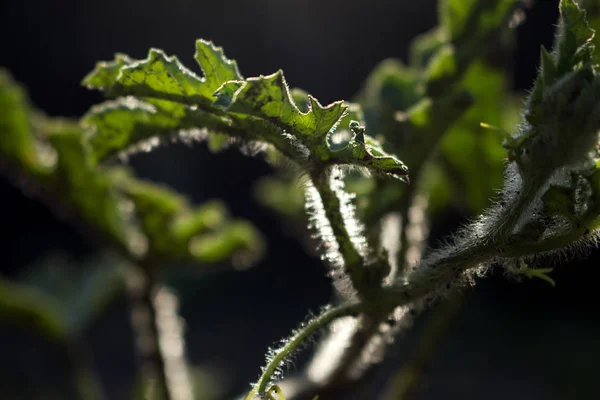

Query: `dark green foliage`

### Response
(0, 69, 264, 265)
(1, 1, 600, 399)
(84, 40, 409, 181)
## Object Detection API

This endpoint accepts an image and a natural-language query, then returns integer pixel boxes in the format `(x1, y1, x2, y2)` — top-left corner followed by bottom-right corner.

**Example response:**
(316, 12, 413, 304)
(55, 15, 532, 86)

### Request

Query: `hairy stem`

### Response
(313, 196, 430, 390)
(248, 303, 364, 398)
(324, 311, 389, 383)
(395, 187, 417, 278)
(310, 169, 374, 297)
(381, 241, 495, 309)
(304, 238, 492, 396)
(396, 193, 429, 279)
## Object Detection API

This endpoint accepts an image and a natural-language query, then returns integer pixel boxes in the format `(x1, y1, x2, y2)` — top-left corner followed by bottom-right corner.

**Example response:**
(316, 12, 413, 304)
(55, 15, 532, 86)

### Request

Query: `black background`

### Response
(1, 0, 599, 399)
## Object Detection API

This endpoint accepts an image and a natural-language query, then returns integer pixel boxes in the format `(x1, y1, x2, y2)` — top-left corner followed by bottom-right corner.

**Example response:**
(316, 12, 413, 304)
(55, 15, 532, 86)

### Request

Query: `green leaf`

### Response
(357, 90, 472, 222)
(398, 90, 473, 175)
(111, 49, 210, 105)
(84, 42, 409, 179)
(556, 0, 597, 74)
(356, 59, 422, 136)
(540, 46, 558, 87)
(290, 87, 311, 112)
(424, 44, 457, 95)
(213, 80, 245, 109)
(526, 0, 597, 126)
(519, 66, 600, 186)
(194, 39, 243, 92)
(218, 71, 409, 179)
(115, 176, 264, 265)
(433, 0, 518, 94)
(81, 97, 230, 162)
(439, 0, 518, 44)
(438, 61, 519, 212)
(89, 40, 242, 109)
(189, 221, 263, 268)
(439, 0, 477, 39)
(1, 70, 143, 255)
(223, 70, 346, 143)
(0, 69, 53, 174)
(82, 53, 135, 90)
(4, 67, 265, 270)
(82, 97, 181, 162)
(326, 0, 518, 223)
(410, 27, 449, 69)
(46, 123, 135, 252)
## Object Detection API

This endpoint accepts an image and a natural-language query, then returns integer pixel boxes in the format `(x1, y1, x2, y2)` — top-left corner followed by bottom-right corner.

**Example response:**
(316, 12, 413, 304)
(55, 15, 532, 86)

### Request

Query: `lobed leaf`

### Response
(82, 53, 135, 90)
(84, 42, 409, 180)
(81, 96, 230, 162)
(84, 40, 242, 110)
(194, 40, 243, 92)
(221, 71, 347, 143)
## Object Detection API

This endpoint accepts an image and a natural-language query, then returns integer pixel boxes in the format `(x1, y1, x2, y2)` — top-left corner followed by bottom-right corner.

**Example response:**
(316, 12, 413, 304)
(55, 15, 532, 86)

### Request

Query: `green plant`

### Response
(1, 0, 600, 399)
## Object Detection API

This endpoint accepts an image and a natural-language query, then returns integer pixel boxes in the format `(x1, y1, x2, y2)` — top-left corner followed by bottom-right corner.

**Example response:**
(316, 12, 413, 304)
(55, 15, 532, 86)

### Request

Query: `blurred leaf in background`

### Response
(431, 61, 521, 214)
(0, 253, 123, 342)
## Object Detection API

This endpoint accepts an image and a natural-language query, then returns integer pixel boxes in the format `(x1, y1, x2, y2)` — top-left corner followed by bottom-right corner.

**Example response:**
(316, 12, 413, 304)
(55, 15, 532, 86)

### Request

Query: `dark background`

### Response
(1, 0, 599, 399)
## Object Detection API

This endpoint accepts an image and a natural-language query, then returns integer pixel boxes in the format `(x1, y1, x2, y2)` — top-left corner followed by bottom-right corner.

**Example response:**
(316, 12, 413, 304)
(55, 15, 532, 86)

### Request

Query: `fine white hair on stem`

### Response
(329, 166, 371, 261)
(305, 179, 343, 270)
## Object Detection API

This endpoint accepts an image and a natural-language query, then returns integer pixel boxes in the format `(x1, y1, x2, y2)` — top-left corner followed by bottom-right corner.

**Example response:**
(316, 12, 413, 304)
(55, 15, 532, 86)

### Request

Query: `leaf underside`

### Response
(83, 40, 409, 180)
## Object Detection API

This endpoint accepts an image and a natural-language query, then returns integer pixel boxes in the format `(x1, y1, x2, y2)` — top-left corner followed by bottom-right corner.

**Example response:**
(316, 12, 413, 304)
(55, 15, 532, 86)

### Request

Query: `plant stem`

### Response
(310, 169, 374, 298)
(125, 263, 175, 400)
(324, 311, 389, 383)
(379, 292, 464, 400)
(300, 233, 491, 396)
(248, 303, 363, 399)
(396, 194, 429, 279)
(381, 241, 496, 309)
(313, 196, 430, 390)
(395, 187, 417, 278)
